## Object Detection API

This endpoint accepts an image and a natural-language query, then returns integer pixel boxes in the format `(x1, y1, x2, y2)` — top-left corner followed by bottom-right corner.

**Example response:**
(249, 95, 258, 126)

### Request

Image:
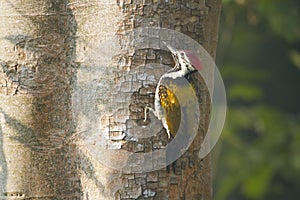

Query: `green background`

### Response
(214, 0, 300, 199)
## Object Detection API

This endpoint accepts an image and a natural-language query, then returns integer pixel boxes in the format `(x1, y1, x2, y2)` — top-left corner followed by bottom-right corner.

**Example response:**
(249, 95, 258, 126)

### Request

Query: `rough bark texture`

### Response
(116, 1, 220, 200)
(71, 0, 221, 200)
(0, 0, 221, 199)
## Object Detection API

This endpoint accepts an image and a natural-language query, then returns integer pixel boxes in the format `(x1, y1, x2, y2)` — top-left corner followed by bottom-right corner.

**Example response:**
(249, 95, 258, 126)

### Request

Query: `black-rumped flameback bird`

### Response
(144, 43, 203, 173)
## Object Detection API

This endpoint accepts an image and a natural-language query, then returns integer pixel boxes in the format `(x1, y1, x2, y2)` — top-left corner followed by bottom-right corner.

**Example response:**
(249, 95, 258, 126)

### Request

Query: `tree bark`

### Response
(0, 0, 80, 199)
(0, 0, 221, 199)
(71, 0, 221, 200)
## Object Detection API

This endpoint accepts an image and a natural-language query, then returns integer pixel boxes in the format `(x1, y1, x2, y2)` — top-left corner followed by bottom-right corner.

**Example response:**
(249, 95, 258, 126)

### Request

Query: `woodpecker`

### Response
(144, 43, 203, 172)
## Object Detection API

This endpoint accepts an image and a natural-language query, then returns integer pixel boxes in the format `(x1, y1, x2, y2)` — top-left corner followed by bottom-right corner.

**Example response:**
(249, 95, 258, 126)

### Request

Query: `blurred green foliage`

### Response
(214, 0, 300, 199)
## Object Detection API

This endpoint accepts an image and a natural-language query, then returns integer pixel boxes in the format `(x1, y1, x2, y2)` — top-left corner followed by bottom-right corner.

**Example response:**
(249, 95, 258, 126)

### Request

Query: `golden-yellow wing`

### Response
(158, 76, 198, 140)
(158, 84, 181, 139)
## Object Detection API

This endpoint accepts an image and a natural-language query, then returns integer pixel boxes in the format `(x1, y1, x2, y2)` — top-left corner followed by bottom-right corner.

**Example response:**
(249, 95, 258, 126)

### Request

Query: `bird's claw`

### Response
(143, 104, 150, 122)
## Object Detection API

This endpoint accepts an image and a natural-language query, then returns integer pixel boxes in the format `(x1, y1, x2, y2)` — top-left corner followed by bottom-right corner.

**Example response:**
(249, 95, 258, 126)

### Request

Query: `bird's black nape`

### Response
(184, 68, 197, 81)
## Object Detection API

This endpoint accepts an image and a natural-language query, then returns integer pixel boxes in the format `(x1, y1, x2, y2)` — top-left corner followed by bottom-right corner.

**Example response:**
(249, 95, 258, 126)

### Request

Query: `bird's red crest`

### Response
(184, 51, 203, 71)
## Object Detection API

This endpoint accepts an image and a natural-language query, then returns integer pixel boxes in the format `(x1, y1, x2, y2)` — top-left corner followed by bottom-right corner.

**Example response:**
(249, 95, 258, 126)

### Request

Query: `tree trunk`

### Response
(0, 0, 81, 199)
(72, 0, 221, 200)
(0, 0, 221, 199)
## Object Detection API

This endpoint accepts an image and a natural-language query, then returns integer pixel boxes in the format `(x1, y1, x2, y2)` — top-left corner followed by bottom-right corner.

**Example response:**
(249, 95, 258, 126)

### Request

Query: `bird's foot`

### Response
(143, 104, 153, 122)
(143, 105, 149, 122)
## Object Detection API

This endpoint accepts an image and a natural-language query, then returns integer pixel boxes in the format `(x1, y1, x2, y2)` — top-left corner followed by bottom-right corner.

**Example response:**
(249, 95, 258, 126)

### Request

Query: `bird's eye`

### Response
(180, 52, 184, 56)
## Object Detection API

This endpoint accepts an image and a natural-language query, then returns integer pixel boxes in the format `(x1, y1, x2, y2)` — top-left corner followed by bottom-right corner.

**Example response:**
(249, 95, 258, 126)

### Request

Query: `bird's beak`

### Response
(162, 41, 178, 56)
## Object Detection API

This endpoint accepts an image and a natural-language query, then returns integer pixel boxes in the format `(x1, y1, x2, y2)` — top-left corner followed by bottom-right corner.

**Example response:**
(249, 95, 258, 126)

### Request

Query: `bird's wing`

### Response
(158, 83, 181, 139)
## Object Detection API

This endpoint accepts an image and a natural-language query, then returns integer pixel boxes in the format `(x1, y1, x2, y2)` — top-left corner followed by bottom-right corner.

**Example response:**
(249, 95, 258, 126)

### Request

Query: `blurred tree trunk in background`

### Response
(0, 0, 221, 199)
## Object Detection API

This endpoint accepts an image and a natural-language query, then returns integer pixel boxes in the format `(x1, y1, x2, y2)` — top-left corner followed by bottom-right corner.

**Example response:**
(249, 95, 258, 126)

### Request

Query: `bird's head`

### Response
(165, 43, 203, 73)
